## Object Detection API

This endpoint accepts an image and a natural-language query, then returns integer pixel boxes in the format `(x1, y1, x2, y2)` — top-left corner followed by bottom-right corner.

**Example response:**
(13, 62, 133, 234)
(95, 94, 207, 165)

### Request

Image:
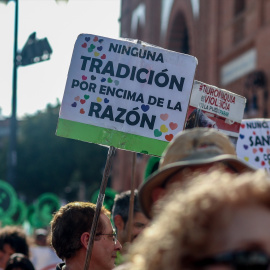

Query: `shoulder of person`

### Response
(113, 262, 133, 270)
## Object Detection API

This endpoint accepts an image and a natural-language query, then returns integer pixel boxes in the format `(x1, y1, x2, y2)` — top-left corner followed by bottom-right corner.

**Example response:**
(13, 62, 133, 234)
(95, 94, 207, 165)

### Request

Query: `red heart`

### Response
(101, 54, 106, 59)
(240, 124, 245, 129)
(93, 36, 98, 42)
(253, 131, 256, 135)
(82, 43, 87, 48)
(261, 161, 265, 166)
(169, 122, 178, 130)
(160, 113, 168, 121)
(80, 108, 85, 114)
(259, 147, 263, 152)
(80, 99, 86, 104)
(82, 75, 87, 80)
(165, 134, 174, 142)
(253, 148, 257, 154)
(267, 130, 270, 135)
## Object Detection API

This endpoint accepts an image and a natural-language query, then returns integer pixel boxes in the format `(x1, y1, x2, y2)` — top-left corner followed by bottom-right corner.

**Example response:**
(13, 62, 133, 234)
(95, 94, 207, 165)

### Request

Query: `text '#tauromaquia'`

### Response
(80, 56, 185, 91)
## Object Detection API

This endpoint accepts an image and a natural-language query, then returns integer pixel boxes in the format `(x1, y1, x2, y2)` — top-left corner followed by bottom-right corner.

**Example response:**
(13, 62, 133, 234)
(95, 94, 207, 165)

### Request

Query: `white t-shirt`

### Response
(30, 246, 62, 270)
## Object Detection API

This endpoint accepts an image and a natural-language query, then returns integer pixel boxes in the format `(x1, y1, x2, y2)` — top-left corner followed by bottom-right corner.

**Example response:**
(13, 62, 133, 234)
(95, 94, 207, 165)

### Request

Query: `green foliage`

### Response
(14, 103, 108, 203)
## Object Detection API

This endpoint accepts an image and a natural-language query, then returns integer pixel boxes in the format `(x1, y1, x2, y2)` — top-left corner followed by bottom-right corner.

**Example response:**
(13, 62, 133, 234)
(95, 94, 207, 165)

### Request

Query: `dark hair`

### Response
(112, 190, 141, 224)
(0, 226, 29, 257)
(50, 201, 110, 260)
(5, 253, 35, 270)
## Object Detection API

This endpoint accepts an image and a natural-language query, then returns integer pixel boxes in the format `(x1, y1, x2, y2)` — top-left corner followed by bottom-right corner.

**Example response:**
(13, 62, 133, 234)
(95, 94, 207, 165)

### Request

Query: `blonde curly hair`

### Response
(126, 169, 270, 270)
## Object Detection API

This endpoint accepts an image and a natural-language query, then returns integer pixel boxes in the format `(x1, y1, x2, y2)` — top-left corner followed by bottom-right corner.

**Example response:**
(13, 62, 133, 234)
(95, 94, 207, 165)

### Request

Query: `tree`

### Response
(15, 103, 108, 203)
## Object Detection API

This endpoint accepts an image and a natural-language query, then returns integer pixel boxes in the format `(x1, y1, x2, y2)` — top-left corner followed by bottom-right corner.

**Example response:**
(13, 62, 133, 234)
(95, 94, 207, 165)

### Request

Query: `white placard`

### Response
(236, 119, 270, 172)
(58, 34, 197, 150)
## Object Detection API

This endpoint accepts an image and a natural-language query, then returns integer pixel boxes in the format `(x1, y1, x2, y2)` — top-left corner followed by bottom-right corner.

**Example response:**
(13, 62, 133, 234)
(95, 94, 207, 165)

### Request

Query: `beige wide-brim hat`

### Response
(139, 128, 256, 219)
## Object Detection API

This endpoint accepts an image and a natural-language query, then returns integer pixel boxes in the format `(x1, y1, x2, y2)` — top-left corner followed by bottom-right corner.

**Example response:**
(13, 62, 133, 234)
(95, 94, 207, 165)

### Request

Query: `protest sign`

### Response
(56, 34, 197, 156)
(236, 119, 270, 172)
(184, 80, 246, 146)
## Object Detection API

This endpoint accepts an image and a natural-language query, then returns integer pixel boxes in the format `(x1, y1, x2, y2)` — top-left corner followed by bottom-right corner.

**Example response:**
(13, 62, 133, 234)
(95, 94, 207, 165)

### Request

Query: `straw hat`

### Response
(139, 128, 256, 219)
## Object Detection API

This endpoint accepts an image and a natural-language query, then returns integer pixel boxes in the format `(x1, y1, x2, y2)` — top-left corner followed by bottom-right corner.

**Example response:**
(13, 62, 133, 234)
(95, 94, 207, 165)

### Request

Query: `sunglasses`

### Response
(193, 250, 270, 270)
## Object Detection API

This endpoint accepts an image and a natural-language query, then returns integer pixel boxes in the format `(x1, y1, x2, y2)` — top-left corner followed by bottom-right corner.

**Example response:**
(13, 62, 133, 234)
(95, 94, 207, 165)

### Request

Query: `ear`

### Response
(80, 232, 90, 249)
(152, 187, 166, 203)
(114, 215, 125, 231)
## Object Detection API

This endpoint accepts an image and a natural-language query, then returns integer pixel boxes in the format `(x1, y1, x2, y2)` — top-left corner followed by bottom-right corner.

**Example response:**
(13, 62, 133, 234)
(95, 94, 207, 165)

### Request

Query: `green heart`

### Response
(154, 129, 162, 137)
(88, 47, 93, 52)
(107, 78, 113, 83)
(90, 44, 95, 49)
(84, 95, 90, 100)
(255, 156, 260, 162)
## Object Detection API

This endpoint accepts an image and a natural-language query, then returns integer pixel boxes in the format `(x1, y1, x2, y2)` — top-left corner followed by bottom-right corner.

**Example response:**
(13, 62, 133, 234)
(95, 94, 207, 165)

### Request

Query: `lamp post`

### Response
(5, 0, 19, 187)
(1, 0, 62, 187)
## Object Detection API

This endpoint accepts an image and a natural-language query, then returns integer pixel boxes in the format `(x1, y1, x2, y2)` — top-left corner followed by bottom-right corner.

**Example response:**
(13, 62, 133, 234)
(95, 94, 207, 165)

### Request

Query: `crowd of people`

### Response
(0, 225, 60, 270)
(0, 127, 269, 270)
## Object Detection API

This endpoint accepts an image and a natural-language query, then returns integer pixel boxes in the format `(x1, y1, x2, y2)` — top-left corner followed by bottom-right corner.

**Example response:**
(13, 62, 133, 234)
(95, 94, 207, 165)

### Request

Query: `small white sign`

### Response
(185, 80, 246, 146)
(236, 119, 270, 173)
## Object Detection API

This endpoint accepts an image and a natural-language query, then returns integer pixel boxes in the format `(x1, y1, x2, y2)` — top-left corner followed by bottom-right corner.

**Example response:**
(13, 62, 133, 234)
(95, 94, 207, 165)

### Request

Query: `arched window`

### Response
(168, 12, 190, 54)
(234, 0, 245, 15)
(136, 19, 143, 40)
(234, 0, 245, 43)
(244, 71, 268, 118)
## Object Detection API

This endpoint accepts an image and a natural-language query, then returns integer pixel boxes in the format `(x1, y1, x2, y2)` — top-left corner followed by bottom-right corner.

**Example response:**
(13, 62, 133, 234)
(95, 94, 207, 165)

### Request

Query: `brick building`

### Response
(110, 0, 270, 192)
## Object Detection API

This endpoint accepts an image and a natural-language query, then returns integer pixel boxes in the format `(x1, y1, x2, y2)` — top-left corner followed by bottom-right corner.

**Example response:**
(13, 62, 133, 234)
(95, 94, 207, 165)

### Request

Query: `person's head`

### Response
(128, 169, 270, 270)
(0, 226, 29, 269)
(5, 253, 35, 270)
(139, 128, 256, 219)
(34, 228, 48, 246)
(112, 190, 149, 245)
(50, 201, 122, 270)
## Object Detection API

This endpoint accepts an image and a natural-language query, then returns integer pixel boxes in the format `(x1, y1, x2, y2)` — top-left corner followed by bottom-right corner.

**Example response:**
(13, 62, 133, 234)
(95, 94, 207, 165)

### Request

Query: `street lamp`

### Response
(1, 0, 65, 187)
(1, 0, 19, 188)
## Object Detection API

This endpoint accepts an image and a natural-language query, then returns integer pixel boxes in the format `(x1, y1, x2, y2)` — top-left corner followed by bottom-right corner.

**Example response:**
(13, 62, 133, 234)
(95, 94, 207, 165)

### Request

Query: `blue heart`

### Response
(97, 46, 103, 51)
(104, 98, 109, 103)
(71, 102, 77, 107)
(99, 39, 104, 43)
(239, 134, 245, 139)
(141, 104, 150, 112)
(85, 37, 90, 42)
(91, 75, 96, 80)
(101, 78, 106, 82)
(243, 144, 248, 150)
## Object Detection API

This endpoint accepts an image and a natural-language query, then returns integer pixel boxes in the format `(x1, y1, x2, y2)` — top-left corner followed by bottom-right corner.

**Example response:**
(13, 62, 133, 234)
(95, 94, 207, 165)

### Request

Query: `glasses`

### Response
(96, 231, 117, 244)
(194, 250, 270, 270)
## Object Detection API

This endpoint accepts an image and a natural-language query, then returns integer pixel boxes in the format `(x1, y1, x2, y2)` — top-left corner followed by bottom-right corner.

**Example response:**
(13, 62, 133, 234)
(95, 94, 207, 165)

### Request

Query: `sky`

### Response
(0, 0, 121, 119)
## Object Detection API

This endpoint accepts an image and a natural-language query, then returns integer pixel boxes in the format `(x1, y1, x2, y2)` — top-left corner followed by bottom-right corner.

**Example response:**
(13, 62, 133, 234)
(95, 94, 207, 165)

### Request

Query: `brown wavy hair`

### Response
(127, 170, 270, 270)
(50, 201, 110, 260)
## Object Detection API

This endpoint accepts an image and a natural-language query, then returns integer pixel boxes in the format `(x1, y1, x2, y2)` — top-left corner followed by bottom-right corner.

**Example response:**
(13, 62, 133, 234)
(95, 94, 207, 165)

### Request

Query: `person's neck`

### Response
(64, 260, 84, 270)
(64, 251, 87, 270)
(64, 250, 112, 270)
